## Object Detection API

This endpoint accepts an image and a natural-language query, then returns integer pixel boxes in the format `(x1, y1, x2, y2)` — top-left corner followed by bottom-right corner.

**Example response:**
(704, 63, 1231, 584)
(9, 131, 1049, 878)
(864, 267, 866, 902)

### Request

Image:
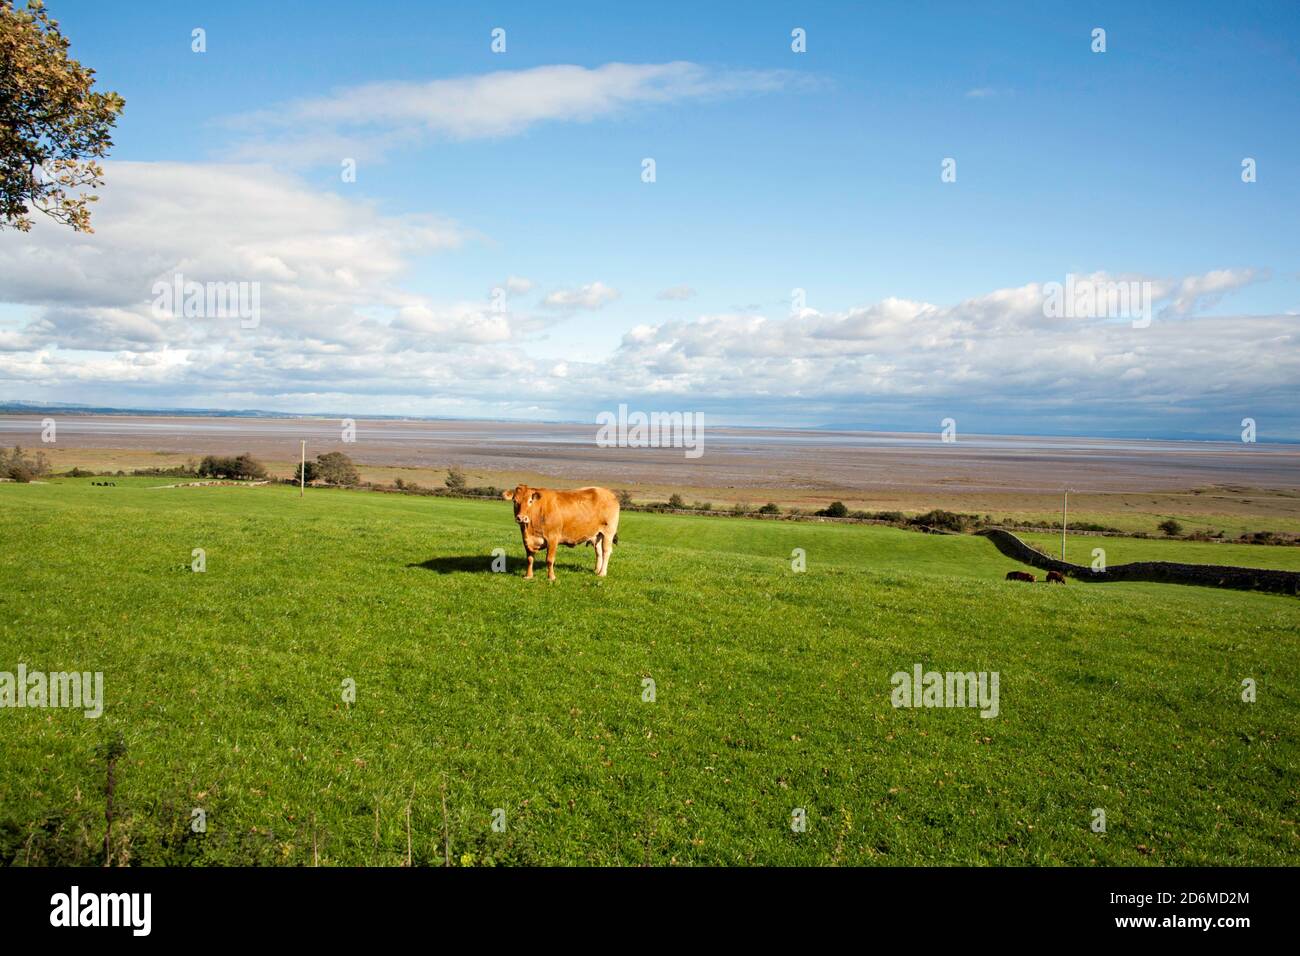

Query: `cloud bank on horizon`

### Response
(1, 2, 1297, 440)
(0, 160, 1287, 437)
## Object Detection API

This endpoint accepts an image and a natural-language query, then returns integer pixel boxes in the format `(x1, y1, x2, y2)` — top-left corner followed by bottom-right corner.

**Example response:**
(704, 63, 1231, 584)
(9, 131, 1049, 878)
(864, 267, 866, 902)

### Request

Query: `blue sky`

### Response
(1, 0, 1297, 438)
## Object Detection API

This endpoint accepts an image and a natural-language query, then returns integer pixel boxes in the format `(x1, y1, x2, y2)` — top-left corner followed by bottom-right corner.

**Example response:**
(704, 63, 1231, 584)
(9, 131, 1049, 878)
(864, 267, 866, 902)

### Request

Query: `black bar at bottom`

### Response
(0, 865, 1278, 941)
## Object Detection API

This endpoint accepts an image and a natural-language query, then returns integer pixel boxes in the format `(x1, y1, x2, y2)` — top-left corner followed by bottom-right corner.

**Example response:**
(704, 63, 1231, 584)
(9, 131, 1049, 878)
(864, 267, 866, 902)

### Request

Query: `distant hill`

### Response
(0, 400, 587, 427)
(0, 400, 299, 419)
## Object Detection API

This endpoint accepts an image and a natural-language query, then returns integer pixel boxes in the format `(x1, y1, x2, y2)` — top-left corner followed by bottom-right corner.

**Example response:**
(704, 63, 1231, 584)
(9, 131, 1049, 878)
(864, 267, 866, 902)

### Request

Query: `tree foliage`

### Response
(0, 0, 124, 232)
(444, 466, 467, 492)
(198, 454, 267, 480)
(0, 444, 50, 481)
(295, 451, 360, 486)
(314, 451, 360, 486)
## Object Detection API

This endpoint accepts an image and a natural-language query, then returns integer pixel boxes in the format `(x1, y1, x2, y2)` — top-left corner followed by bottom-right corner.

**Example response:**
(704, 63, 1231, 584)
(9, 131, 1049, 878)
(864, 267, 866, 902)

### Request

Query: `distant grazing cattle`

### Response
(503, 484, 620, 581)
(1005, 570, 1036, 583)
(1046, 570, 1067, 584)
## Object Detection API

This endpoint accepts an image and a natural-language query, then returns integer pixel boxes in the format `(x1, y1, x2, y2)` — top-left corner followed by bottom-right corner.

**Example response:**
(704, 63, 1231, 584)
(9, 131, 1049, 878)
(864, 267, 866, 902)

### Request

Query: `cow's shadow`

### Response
(408, 555, 515, 574)
(407, 554, 590, 575)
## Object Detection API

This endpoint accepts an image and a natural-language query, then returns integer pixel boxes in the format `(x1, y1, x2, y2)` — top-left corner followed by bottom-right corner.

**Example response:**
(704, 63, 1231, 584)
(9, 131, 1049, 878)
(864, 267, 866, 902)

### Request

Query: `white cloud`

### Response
(390, 303, 513, 344)
(1160, 267, 1266, 316)
(656, 285, 697, 301)
(1, 190, 1290, 434)
(0, 161, 474, 349)
(0, 161, 579, 364)
(541, 281, 620, 312)
(593, 270, 1294, 425)
(228, 62, 802, 163)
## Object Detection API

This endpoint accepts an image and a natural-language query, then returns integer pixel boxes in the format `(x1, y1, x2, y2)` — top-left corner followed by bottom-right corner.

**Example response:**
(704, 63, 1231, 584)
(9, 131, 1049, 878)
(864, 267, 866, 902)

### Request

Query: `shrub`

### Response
(1240, 530, 1278, 545)
(617, 489, 634, 507)
(444, 466, 468, 492)
(757, 502, 781, 515)
(1, 445, 50, 479)
(200, 453, 267, 480)
(819, 501, 849, 518)
(235, 454, 266, 480)
(667, 493, 686, 509)
(909, 509, 970, 533)
(129, 464, 200, 477)
(1071, 521, 1116, 533)
(315, 451, 359, 486)
(1157, 519, 1183, 537)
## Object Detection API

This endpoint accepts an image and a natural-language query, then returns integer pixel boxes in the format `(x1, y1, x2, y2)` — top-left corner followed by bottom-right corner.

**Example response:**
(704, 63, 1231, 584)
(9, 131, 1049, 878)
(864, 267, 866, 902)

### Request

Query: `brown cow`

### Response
(1005, 570, 1036, 582)
(1045, 570, 1067, 584)
(502, 484, 620, 581)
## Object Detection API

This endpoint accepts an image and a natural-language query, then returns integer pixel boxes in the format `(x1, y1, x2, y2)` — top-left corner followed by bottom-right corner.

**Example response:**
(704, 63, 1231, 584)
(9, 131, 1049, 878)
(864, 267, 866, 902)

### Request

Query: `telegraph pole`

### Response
(300, 440, 306, 498)
(1061, 488, 1069, 560)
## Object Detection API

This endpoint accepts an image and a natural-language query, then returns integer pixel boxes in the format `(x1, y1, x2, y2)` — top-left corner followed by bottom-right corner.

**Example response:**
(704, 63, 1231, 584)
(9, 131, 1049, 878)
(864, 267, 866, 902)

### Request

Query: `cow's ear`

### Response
(501, 489, 513, 500)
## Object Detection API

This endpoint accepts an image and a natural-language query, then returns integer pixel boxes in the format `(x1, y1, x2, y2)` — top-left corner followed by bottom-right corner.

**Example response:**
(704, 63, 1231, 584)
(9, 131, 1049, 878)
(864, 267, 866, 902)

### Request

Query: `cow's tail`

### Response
(613, 533, 619, 544)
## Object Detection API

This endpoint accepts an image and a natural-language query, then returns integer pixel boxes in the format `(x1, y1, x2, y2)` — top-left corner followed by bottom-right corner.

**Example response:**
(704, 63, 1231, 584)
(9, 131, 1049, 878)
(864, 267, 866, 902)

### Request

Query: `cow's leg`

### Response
(599, 531, 613, 576)
(524, 547, 535, 579)
(593, 536, 604, 574)
(545, 541, 558, 581)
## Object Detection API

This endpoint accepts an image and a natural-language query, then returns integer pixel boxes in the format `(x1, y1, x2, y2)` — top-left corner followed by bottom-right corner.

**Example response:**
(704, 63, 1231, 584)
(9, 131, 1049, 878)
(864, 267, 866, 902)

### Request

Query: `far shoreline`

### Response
(2, 405, 1296, 446)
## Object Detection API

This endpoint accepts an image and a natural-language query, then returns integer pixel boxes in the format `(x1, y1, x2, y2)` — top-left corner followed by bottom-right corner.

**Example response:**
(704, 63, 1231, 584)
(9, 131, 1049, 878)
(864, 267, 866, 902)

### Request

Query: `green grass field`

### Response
(1016, 531, 1300, 572)
(1, 478, 1297, 866)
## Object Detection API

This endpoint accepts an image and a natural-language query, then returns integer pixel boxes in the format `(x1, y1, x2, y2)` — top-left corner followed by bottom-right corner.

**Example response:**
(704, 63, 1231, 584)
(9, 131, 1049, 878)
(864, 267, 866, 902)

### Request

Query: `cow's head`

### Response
(503, 484, 542, 527)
